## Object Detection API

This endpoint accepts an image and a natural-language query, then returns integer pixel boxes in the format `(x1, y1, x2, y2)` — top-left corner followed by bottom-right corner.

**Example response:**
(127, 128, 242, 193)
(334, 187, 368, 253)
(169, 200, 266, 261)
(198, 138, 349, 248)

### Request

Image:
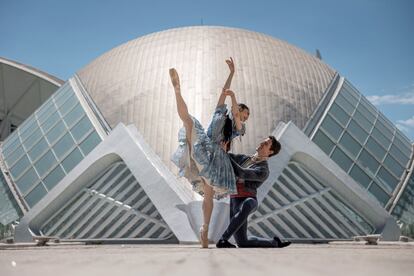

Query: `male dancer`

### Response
(216, 136, 291, 248)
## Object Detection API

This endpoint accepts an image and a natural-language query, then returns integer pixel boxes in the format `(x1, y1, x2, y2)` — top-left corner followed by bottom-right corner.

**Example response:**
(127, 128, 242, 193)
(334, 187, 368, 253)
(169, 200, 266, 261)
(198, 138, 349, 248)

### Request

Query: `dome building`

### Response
(76, 26, 335, 169)
(1, 26, 412, 244)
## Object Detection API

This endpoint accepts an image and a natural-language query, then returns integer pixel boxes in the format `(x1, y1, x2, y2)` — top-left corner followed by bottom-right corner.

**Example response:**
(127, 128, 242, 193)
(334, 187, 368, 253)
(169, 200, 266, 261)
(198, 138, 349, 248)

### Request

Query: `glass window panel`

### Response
(389, 144, 409, 166)
(61, 148, 83, 172)
(393, 135, 412, 154)
(329, 103, 350, 127)
(331, 147, 353, 172)
(313, 130, 335, 155)
(353, 110, 373, 132)
(18, 116, 36, 136)
(46, 121, 67, 145)
(52, 83, 68, 97)
(43, 165, 65, 190)
(24, 183, 47, 208)
(15, 168, 38, 195)
(384, 154, 404, 178)
(63, 104, 85, 128)
(366, 137, 386, 162)
(41, 111, 60, 133)
(2, 134, 20, 155)
(340, 86, 359, 106)
(20, 120, 39, 142)
(38, 104, 57, 126)
(34, 150, 57, 178)
(36, 99, 55, 122)
(339, 132, 361, 158)
(10, 154, 30, 179)
(28, 138, 49, 162)
(53, 133, 75, 160)
(349, 164, 371, 188)
(395, 131, 412, 152)
(368, 182, 390, 207)
(375, 119, 393, 140)
(321, 115, 343, 141)
(360, 96, 378, 114)
(58, 94, 78, 115)
(347, 120, 368, 144)
(377, 167, 399, 191)
(22, 128, 42, 150)
(358, 149, 380, 175)
(55, 87, 74, 108)
(53, 83, 70, 101)
(79, 131, 101, 156)
(377, 113, 395, 134)
(371, 127, 391, 150)
(334, 93, 355, 114)
(71, 116, 93, 142)
(5, 145, 24, 167)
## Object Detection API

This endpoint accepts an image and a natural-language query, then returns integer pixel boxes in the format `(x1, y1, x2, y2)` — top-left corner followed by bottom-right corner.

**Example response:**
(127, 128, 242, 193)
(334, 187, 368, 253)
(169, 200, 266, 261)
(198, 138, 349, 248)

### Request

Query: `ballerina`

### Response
(170, 58, 249, 248)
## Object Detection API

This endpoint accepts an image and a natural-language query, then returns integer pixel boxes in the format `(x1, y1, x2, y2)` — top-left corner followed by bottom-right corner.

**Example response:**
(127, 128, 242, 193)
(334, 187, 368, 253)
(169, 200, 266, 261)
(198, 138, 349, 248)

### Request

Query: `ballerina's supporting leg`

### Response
(201, 178, 215, 248)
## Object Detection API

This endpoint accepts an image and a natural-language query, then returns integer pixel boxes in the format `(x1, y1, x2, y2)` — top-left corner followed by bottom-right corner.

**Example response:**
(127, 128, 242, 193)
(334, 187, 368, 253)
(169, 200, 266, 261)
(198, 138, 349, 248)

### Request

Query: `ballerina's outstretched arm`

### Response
(216, 57, 235, 107)
(169, 68, 193, 141)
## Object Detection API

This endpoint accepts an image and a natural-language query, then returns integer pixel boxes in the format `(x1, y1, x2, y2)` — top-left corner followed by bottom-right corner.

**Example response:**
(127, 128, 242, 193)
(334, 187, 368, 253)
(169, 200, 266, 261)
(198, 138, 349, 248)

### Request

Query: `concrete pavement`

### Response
(1, 242, 413, 276)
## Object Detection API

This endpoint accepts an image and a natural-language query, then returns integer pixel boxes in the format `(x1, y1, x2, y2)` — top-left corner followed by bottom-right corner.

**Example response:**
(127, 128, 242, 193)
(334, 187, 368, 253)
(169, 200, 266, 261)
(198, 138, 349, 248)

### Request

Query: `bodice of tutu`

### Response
(206, 104, 245, 143)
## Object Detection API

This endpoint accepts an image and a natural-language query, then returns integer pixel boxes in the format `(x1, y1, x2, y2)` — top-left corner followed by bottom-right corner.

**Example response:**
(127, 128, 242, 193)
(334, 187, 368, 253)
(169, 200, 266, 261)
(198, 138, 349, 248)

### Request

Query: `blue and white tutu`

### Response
(172, 105, 243, 199)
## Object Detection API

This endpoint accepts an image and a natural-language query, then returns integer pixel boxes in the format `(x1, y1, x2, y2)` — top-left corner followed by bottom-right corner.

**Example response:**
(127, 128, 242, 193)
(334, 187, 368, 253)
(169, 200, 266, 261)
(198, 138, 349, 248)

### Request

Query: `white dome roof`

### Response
(77, 26, 335, 168)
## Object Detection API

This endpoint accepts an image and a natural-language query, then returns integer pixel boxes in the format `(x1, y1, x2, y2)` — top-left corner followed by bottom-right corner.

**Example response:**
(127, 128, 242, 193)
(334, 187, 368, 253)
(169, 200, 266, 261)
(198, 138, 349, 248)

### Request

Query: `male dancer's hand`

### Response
(220, 140, 230, 152)
(169, 68, 180, 90)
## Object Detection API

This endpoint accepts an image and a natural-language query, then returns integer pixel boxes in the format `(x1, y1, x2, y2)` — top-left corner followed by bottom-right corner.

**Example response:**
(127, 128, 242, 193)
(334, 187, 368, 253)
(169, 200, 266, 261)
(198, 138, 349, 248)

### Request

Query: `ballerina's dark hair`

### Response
(238, 103, 249, 111)
(222, 103, 250, 152)
(222, 115, 233, 152)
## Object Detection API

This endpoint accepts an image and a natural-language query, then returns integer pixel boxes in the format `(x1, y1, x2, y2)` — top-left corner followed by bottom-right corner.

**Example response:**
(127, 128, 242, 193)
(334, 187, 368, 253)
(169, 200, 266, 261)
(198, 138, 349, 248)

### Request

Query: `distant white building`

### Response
(1, 26, 412, 243)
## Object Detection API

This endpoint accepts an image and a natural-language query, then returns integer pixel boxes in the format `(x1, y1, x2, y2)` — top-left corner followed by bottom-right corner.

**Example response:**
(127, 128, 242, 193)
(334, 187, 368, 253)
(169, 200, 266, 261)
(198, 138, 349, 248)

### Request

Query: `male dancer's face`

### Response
(256, 138, 274, 157)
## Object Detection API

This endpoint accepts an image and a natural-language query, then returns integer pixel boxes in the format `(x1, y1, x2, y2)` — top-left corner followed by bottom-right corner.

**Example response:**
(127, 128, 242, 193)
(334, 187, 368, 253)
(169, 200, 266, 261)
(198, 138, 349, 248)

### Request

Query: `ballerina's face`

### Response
(239, 108, 250, 122)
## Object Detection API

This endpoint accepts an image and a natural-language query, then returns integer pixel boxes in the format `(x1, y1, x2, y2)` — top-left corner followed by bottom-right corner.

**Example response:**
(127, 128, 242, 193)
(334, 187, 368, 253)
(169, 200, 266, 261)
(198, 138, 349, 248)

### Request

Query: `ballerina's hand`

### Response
(169, 68, 180, 89)
(226, 57, 235, 73)
(223, 89, 235, 97)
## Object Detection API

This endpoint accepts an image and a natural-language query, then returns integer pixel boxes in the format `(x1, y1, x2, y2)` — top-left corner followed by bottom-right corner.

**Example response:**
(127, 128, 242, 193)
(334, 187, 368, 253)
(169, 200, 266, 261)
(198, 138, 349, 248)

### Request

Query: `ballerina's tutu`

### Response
(172, 114, 237, 199)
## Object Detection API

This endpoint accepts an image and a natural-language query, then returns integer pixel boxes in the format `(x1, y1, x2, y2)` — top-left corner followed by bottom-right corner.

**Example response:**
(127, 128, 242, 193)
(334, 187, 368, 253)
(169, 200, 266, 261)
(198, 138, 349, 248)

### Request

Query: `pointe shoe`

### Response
(199, 224, 209, 248)
(169, 68, 180, 89)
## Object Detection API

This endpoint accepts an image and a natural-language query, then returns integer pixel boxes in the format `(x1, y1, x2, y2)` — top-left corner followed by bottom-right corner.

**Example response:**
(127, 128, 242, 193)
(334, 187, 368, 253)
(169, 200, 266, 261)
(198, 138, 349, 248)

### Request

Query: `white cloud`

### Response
(366, 93, 414, 105)
(396, 123, 410, 133)
(397, 116, 414, 128)
(366, 84, 414, 106)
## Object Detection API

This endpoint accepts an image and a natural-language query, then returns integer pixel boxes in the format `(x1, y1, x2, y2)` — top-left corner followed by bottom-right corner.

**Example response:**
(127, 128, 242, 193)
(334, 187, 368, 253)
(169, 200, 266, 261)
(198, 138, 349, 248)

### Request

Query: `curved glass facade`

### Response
(392, 167, 414, 226)
(0, 171, 22, 225)
(311, 79, 412, 207)
(1, 82, 102, 208)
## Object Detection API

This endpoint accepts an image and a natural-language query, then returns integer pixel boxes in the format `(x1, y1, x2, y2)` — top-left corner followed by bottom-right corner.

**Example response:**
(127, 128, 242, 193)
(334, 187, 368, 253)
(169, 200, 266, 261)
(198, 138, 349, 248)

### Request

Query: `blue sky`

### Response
(1, 0, 413, 139)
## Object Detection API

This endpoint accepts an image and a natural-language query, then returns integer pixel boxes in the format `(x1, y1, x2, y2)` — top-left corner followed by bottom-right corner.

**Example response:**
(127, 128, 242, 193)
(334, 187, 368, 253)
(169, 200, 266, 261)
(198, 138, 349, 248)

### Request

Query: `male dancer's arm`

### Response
(229, 155, 269, 183)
